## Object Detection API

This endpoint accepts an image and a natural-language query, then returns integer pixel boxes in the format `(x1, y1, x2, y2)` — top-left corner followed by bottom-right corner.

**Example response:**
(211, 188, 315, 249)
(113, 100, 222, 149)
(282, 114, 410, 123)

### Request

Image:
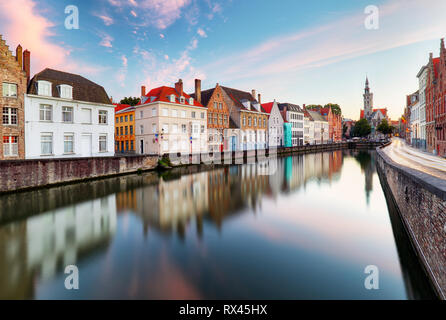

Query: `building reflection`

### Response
(0, 195, 117, 299)
(353, 150, 375, 204)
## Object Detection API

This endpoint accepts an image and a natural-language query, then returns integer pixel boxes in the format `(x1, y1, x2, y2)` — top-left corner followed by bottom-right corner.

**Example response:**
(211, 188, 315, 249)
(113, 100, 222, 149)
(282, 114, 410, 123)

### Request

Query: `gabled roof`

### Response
(28, 68, 112, 105)
(319, 108, 331, 116)
(114, 103, 131, 113)
(278, 103, 303, 113)
(221, 86, 267, 113)
(261, 102, 275, 114)
(139, 86, 204, 108)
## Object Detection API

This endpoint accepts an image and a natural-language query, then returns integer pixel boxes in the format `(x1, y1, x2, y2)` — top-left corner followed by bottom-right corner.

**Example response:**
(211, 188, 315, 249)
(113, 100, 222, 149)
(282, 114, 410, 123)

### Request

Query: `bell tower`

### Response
(363, 77, 373, 119)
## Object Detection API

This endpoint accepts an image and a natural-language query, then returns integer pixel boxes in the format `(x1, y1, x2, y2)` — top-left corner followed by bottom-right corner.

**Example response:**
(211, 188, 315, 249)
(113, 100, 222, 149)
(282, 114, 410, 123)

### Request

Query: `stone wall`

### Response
(376, 146, 446, 299)
(0, 155, 159, 193)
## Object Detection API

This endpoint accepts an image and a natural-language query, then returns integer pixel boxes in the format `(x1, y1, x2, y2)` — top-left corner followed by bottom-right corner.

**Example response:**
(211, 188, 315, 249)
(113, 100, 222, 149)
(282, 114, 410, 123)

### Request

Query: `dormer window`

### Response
(58, 84, 73, 99)
(37, 80, 52, 97)
(189, 97, 194, 105)
(169, 94, 176, 103)
(180, 96, 185, 104)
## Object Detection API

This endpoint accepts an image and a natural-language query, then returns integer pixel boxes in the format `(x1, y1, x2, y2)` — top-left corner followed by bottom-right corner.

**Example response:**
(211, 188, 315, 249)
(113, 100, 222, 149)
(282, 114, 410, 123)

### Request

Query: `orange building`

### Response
(115, 104, 135, 153)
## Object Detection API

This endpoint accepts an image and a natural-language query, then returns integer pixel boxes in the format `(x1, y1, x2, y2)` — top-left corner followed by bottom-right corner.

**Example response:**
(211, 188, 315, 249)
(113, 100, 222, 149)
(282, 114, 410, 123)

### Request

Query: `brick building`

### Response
(426, 53, 439, 153)
(435, 39, 446, 156)
(191, 80, 230, 152)
(0, 35, 29, 160)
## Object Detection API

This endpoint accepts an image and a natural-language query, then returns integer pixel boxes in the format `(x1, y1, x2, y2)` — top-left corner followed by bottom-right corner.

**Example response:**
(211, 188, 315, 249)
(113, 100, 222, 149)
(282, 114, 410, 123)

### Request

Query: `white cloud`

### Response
(160, 33, 165, 39)
(121, 55, 128, 67)
(94, 13, 114, 26)
(130, 10, 137, 17)
(197, 28, 207, 38)
(98, 32, 114, 48)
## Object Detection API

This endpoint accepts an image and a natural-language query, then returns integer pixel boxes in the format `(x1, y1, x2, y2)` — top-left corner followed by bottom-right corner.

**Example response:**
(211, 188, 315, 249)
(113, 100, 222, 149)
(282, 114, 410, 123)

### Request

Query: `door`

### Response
(231, 136, 236, 151)
(140, 139, 144, 154)
(81, 134, 92, 157)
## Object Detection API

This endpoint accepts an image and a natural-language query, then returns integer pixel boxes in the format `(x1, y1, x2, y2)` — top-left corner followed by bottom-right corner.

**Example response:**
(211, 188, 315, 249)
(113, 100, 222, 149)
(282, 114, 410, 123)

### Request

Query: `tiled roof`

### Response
(261, 102, 275, 114)
(139, 86, 205, 108)
(278, 103, 303, 113)
(360, 108, 388, 119)
(114, 103, 131, 113)
(115, 105, 135, 115)
(28, 68, 112, 105)
(221, 86, 267, 113)
(190, 88, 215, 107)
(308, 110, 326, 122)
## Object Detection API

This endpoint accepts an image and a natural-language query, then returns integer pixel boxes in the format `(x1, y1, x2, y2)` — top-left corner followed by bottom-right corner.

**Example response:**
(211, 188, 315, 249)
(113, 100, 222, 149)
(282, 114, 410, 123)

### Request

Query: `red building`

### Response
(436, 39, 446, 156)
(426, 53, 439, 153)
(319, 107, 342, 142)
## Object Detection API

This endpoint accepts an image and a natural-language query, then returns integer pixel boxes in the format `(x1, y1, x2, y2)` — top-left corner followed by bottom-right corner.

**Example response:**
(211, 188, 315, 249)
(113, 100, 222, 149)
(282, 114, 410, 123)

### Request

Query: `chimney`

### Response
(252, 89, 256, 100)
(442, 38, 445, 50)
(16, 45, 23, 69)
(175, 79, 183, 96)
(23, 50, 30, 85)
(258, 93, 261, 104)
(141, 85, 146, 97)
(303, 104, 306, 109)
(195, 79, 201, 104)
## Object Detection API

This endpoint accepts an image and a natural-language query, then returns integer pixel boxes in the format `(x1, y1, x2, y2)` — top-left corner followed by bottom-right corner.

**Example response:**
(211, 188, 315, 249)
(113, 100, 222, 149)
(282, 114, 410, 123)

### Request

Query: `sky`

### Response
(1, 0, 446, 120)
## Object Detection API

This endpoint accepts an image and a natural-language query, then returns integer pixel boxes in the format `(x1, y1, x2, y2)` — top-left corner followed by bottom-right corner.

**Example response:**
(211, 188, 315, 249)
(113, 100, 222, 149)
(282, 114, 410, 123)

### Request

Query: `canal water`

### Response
(0, 150, 436, 299)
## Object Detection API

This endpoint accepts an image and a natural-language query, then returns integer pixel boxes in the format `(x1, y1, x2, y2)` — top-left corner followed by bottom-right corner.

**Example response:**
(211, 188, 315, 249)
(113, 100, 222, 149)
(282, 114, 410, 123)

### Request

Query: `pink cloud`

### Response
(0, 0, 106, 77)
(94, 13, 114, 26)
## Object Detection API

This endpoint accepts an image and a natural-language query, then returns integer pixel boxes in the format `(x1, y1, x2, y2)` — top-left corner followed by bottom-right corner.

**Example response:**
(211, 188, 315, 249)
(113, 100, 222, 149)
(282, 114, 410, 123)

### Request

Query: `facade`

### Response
(115, 104, 135, 153)
(417, 65, 428, 149)
(410, 91, 420, 147)
(0, 35, 29, 160)
(426, 53, 439, 153)
(221, 87, 268, 151)
(278, 103, 304, 146)
(302, 108, 315, 144)
(262, 101, 284, 148)
(307, 110, 327, 144)
(191, 81, 230, 152)
(135, 79, 208, 155)
(25, 68, 115, 159)
(436, 39, 446, 156)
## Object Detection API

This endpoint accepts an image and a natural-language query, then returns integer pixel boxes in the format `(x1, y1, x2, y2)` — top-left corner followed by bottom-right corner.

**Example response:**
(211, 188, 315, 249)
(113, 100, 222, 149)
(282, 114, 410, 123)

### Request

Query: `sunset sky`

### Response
(1, 0, 446, 120)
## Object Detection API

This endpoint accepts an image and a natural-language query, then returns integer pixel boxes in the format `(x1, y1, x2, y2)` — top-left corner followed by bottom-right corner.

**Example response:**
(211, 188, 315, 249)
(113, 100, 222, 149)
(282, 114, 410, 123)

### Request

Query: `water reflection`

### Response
(0, 150, 435, 299)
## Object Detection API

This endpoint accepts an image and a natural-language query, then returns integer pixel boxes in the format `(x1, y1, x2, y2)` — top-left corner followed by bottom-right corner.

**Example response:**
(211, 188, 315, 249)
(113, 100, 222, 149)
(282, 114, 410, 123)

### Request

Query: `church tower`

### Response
(363, 77, 373, 119)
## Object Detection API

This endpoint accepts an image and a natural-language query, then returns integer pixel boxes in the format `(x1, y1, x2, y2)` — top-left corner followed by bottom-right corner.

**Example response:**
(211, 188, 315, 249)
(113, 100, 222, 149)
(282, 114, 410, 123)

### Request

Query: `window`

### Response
(125, 115, 128, 122)
(125, 126, 128, 135)
(3, 136, 18, 157)
(192, 111, 196, 118)
(62, 107, 73, 123)
(172, 109, 178, 117)
(180, 96, 185, 104)
(152, 124, 157, 134)
(39, 105, 53, 121)
(130, 114, 133, 121)
(2, 83, 17, 97)
(2, 107, 17, 125)
(152, 108, 156, 116)
(254, 117, 257, 127)
(116, 127, 119, 136)
(141, 110, 144, 118)
(201, 125, 205, 134)
(116, 117, 119, 123)
(170, 94, 176, 103)
(201, 112, 205, 119)
(120, 127, 123, 135)
(189, 97, 194, 105)
(219, 103, 223, 109)
(172, 124, 178, 133)
(40, 133, 53, 155)
(162, 124, 169, 133)
(58, 85, 72, 99)
(99, 135, 107, 152)
(120, 116, 123, 122)
(248, 117, 251, 126)
(126, 141, 129, 151)
(81, 108, 92, 124)
(182, 124, 187, 133)
(130, 141, 134, 151)
(37, 81, 52, 96)
(64, 134, 74, 153)
(162, 108, 168, 116)
(99, 110, 108, 124)
(243, 116, 246, 126)
(130, 125, 133, 135)
(140, 125, 144, 134)
(181, 110, 186, 118)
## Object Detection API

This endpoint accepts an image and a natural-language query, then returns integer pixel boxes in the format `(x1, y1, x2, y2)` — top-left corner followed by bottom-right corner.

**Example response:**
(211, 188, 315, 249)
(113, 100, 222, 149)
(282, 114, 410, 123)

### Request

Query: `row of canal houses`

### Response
(116, 80, 336, 155)
(0, 34, 339, 160)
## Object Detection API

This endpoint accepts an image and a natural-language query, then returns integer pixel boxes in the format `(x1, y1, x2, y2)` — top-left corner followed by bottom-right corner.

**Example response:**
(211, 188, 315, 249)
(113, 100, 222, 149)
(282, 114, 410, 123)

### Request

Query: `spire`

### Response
(365, 76, 369, 88)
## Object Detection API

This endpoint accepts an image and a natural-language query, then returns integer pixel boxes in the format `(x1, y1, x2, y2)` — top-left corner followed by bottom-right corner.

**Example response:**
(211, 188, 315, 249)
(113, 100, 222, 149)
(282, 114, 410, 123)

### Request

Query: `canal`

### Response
(0, 150, 436, 299)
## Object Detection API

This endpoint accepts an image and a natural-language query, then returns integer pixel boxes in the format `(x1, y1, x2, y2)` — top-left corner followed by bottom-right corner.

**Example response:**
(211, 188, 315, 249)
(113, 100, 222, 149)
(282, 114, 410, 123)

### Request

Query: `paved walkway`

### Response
(382, 138, 446, 180)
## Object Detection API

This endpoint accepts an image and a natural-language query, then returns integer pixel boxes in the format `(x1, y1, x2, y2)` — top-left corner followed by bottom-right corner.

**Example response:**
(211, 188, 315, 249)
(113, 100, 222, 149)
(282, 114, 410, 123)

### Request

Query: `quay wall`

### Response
(376, 145, 446, 299)
(0, 142, 383, 194)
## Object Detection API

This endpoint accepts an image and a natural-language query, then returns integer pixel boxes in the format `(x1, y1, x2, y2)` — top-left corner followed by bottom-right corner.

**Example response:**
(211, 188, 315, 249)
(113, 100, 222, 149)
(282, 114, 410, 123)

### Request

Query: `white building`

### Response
(417, 65, 428, 150)
(25, 68, 115, 159)
(135, 80, 208, 155)
(262, 100, 284, 148)
(409, 91, 420, 147)
(307, 110, 327, 144)
(278, 103, 304, 146)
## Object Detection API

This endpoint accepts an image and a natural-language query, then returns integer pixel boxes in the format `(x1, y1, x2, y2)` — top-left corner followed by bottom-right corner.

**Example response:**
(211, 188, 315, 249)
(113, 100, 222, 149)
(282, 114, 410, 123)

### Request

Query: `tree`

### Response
(324, 103, 342, 116)
(306, 105, 323, 111)
(120, 97, 140, 106)
(377, 119, 392, 135)
(352, 119, 371, 137)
